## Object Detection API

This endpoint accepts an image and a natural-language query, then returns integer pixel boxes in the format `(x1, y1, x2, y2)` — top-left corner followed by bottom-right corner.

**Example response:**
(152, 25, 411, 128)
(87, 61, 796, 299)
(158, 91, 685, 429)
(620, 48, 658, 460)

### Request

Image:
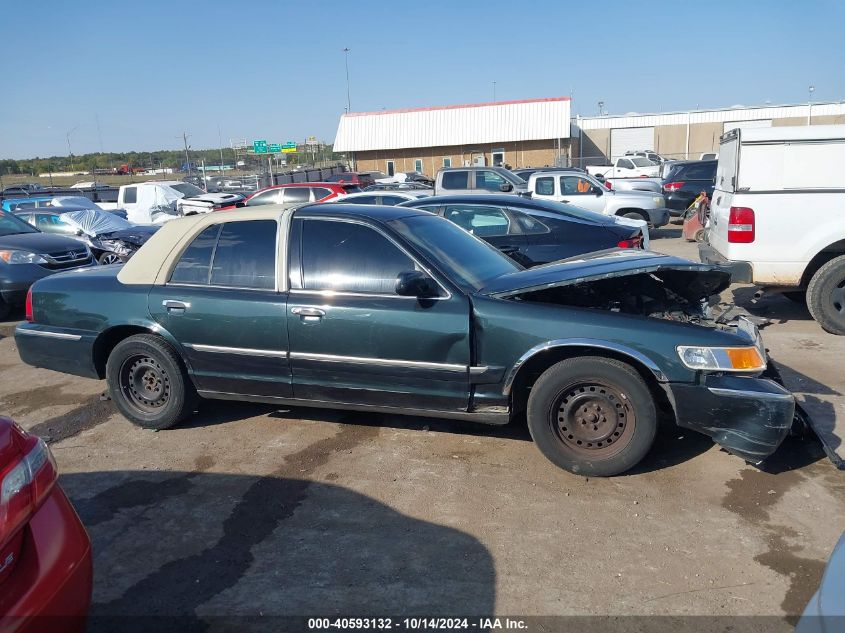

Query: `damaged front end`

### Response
(481, 250, 796, 464)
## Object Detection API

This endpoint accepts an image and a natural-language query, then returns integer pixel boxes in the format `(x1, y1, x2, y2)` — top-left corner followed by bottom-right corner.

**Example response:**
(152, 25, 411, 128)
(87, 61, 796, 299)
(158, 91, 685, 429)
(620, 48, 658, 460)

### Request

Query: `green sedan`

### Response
(15, 204, 795, 476)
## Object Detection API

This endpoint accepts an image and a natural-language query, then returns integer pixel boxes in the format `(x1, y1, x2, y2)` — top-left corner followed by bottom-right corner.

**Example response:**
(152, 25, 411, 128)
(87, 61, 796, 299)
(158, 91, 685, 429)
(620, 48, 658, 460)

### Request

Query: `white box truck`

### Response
(700, 125, 845, 333)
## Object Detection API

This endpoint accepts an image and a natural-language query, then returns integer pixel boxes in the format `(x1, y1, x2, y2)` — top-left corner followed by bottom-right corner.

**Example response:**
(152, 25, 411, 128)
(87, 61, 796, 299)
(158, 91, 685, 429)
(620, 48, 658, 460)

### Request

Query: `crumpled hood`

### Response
(480, 249, 731, 301)
(100, 225, 159, 247)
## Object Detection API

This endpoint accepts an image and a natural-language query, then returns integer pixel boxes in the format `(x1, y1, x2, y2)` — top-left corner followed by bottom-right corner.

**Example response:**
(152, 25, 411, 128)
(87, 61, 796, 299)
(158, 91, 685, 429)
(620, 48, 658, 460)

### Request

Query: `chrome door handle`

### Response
(561, 199, 570, 203)
(291, 306, 326, 322)
(163, 300, 190, 313)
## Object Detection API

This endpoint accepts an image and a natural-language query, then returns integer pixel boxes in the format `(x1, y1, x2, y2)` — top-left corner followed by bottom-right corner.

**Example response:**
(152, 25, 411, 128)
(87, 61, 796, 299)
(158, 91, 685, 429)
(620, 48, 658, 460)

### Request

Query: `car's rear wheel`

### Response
(106, 334, 197, 429)
(98, 252, 122, 265)
(807, 254, 845, 335)
(526, 356, 657, 476)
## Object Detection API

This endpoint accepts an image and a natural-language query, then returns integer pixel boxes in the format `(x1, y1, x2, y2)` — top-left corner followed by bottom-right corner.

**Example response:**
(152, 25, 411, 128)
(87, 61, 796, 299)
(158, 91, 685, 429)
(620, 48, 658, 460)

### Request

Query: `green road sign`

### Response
(283, 141, 297, 149)
(268, 143, 281, 153)
(253, 140, 268, 154)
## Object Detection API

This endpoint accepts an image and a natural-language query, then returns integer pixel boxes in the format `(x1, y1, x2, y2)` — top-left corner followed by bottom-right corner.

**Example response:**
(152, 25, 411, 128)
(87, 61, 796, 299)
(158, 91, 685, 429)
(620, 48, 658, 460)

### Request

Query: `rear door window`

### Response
(441, 171, 468, 190)
(246, 189, 280, 206)
(36, 214, 77, 235)
(209, 220, 277, 289)
(282, 187, 311, 203)
(443, 205, 511, 237)
(534, 176, 555, 196)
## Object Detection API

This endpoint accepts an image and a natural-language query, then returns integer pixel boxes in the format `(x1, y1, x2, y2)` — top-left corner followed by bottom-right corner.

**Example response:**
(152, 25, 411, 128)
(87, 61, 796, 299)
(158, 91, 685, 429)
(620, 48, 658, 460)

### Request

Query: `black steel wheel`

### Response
(527, 356, 658, 476)
(106, 334, 197, 429)
(807, 254, 845, 335)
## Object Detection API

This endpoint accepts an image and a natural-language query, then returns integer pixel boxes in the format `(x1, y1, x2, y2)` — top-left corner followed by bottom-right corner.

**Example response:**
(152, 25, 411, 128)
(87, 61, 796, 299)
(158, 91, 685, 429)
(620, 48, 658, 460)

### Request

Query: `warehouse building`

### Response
(333, 97, 572, 175)
(573, 101, 845, 166)
(333, 98, 845, 174)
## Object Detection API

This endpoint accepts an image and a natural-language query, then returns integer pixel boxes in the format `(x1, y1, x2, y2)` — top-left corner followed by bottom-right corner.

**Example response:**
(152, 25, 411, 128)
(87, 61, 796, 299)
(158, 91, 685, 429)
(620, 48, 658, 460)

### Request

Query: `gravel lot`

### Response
(1, 226, 843, 630)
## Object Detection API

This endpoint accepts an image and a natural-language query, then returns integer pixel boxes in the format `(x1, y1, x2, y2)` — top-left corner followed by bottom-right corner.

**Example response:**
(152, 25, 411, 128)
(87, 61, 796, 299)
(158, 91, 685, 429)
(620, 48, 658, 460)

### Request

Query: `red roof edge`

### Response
(343, 96, 571, 118)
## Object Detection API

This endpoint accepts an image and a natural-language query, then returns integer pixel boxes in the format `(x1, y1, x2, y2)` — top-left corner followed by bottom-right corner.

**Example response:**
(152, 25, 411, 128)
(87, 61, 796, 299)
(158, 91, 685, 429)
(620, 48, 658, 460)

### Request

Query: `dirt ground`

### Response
(0, 225, 843, 631)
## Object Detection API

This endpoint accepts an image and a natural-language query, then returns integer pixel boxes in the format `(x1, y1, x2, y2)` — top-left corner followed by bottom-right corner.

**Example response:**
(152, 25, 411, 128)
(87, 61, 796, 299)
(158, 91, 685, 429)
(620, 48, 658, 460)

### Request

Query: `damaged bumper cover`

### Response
(669, 373, 794, 463)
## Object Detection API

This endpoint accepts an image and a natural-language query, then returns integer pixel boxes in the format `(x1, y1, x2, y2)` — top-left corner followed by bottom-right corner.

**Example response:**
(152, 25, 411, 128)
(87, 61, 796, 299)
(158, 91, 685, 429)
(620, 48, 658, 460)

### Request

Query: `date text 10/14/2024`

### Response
(308, 618, 528, 630)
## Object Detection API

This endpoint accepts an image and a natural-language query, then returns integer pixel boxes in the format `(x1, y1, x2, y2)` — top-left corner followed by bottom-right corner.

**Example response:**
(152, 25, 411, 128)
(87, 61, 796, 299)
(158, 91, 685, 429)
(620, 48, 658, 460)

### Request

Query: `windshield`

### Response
(389, 214, 521, 291)
(630, 157, 655, 167)
(170, 183, 206, 197)
(0, 211, 39, 236)
(522, 197, 614, 224)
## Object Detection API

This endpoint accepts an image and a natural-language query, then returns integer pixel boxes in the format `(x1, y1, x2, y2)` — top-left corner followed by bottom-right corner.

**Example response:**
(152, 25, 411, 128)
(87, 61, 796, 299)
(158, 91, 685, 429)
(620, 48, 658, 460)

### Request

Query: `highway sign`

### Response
(253, 140, 268, 154)
(268, 144, 281, 153)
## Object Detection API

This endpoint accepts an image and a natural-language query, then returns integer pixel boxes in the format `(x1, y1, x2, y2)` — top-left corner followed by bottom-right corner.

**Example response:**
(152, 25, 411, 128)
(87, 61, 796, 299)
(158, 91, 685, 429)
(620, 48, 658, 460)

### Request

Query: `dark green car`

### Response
(15, 204, 795, 476)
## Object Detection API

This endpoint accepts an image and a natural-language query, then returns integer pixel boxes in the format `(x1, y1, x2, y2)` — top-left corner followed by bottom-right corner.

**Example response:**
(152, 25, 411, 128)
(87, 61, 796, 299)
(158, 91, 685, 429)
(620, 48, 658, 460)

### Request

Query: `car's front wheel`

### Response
(98, 252, 123, 265)
(106, 334, 197, 429)
(526, 356, 658, 476)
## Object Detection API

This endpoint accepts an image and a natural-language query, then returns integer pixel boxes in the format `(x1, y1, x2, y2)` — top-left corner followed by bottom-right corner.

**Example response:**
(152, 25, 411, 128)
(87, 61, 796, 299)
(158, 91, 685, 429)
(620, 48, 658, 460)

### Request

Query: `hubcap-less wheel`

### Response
(831, 281, 845, 317)
(100, 253, 122, 265)
(553, 381, 635, 456)
(120, 355, 171, 414)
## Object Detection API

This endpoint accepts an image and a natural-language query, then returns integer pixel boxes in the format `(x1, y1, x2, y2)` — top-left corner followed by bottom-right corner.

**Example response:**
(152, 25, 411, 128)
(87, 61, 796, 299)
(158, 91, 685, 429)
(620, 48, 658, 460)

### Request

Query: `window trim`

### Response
(289, 215, 452, 300)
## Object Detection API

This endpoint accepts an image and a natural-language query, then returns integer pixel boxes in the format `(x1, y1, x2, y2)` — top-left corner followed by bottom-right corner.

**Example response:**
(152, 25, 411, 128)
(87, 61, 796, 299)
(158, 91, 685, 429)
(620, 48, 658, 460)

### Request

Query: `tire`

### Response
(807, 254, 845, 335)
(98, 252, 123, 265)
(106, 334, 197, 429)
(622, 211, 646, 221)
(526, 356, 658, 477)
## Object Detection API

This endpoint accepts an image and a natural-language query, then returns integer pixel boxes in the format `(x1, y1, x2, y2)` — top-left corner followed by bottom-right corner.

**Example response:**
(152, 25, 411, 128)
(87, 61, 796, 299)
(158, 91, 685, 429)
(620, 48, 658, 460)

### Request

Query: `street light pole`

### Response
(493, 81, 496, 102)
(182, 131, 191, 176)
(342, 47, 351, 113)
(808, 85, 815, 125)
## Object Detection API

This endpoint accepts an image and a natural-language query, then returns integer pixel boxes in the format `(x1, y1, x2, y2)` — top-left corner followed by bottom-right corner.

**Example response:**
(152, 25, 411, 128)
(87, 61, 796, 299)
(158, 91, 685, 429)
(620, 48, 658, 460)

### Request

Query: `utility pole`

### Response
(342, 47, 351, 113)
(66, 126, 78, 173)
(182, 131, 191, 176)
(217, 124, 226, 177)
(808, 85, 815, 124)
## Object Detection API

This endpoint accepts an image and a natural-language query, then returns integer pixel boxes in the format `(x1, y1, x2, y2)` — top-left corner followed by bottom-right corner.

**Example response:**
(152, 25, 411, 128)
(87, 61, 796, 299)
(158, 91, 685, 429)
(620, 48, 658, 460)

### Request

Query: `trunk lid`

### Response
(480, 249, 731, 301)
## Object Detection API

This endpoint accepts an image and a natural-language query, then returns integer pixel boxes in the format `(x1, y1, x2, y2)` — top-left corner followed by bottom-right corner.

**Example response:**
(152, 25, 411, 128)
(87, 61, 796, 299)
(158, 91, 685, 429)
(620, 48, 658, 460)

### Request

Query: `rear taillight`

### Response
(0, 432, 57, 548)
(663, 182, 684, 192)
(24, 288, 33, 322)
(728, 206, 755, 243)
(617, 235, 643, 249)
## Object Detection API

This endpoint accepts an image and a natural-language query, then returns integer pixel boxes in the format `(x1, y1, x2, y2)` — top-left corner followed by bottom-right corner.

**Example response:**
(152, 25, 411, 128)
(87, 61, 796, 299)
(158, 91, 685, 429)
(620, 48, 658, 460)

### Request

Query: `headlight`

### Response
(653, 196, 665, 207)
(0, 250, 48, 265)
(677, 346, 766, 372)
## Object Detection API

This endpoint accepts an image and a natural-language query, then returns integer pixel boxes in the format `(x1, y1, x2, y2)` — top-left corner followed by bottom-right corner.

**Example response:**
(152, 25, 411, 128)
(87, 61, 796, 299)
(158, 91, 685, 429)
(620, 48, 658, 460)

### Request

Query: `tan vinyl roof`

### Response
(117, 205, 292, 286)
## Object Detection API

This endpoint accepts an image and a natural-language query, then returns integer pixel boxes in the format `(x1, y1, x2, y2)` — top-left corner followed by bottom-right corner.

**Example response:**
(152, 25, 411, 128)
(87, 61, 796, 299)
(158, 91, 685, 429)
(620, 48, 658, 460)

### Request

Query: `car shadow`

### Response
(731, 286, 813, 323)
(64, 470, 496, 631)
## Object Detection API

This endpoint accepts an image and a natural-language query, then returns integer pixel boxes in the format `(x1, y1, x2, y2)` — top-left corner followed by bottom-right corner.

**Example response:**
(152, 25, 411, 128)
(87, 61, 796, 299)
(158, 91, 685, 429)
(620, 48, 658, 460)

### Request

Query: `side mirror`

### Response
(591, 186, 604, 195)
(499, 182, 513, 192)
(395, 270, 439, 298)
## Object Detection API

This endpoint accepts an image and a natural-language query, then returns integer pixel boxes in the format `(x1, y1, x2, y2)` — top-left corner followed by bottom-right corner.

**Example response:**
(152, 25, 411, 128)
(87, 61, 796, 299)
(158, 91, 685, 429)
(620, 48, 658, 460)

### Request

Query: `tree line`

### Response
(1, 144, 342, 175)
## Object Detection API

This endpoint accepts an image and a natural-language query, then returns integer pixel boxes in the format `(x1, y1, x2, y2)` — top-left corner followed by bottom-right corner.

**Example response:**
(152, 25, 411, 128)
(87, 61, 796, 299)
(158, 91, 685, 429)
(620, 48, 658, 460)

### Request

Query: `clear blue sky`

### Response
(1, 0, 843, 159)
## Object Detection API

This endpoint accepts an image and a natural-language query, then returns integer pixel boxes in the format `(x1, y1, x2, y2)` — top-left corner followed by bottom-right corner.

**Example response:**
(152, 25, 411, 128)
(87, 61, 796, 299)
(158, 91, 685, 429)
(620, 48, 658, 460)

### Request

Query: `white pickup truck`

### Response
(586, 156, 660, 180)
(700, 125, 845, 334)
(117, 181, 244, 224)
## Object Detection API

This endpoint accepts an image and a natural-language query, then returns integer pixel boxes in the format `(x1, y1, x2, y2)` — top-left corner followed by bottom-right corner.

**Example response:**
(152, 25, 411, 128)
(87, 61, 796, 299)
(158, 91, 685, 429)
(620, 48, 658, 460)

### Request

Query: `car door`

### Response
(286, 215, 471, 411)
(558, 175, 606, 213)
(441, 204, 528, 263)
(148, 218, 291, 398)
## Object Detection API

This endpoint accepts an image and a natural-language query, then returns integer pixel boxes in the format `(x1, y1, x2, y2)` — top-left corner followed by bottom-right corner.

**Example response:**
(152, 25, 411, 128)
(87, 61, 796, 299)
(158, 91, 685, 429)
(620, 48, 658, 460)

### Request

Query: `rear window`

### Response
(441, 171, 468, 190)
(342, 184, 362, 193)
(680, 162, 717, 180)
(534, 177, 554, 196)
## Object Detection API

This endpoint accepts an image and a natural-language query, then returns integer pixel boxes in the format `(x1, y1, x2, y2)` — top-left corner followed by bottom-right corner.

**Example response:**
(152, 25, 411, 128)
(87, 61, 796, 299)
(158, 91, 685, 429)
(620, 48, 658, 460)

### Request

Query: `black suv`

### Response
(661, 160, 717, 215)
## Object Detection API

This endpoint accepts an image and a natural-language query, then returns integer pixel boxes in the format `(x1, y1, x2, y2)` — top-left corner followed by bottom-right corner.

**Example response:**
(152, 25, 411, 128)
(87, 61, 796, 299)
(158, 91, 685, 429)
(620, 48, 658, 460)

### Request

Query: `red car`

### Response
(234, 182, 361, 209)
(0, 417, 92, 633)
(324, 172, 376, 189)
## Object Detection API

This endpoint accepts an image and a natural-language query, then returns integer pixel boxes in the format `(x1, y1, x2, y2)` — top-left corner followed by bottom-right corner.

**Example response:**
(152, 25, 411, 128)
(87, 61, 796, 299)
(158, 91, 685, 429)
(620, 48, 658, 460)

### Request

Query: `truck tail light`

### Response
(0, 427, 57, 550)
(663, 181, 684, 192)
(728, 207, 755, 243)
(24, 288, 33, 323)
